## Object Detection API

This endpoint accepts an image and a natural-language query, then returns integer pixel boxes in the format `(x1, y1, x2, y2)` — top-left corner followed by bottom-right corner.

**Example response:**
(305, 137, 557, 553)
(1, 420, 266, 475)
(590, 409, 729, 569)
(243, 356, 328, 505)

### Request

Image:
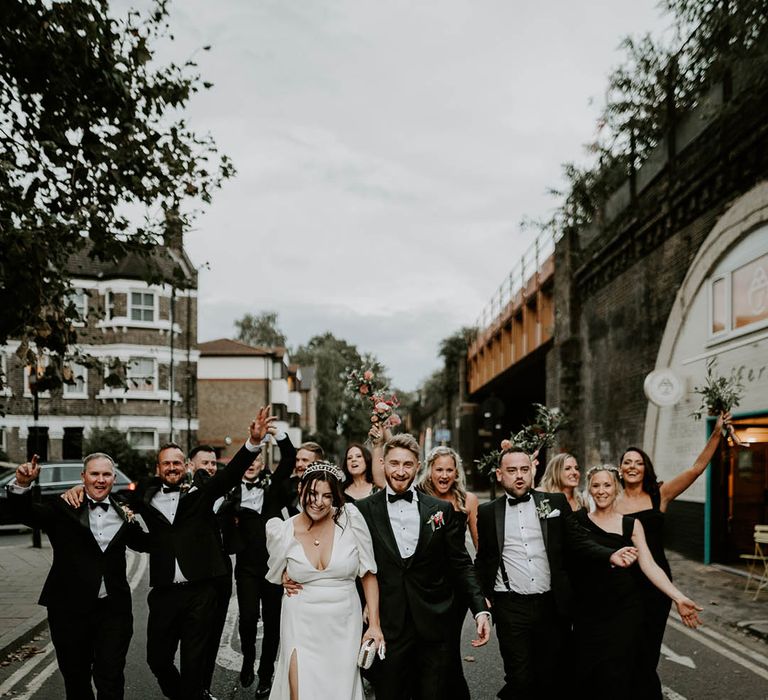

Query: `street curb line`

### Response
(0, 614, 48, 662)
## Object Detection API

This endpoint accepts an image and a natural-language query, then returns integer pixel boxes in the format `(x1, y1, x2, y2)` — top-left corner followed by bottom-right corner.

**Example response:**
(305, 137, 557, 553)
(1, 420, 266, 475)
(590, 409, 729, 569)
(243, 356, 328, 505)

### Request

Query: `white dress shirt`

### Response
(86, 497, 124, 598)
(494, 496, 552, 594)
(240, 481, 265, 513)
(385, 486, 420, 559)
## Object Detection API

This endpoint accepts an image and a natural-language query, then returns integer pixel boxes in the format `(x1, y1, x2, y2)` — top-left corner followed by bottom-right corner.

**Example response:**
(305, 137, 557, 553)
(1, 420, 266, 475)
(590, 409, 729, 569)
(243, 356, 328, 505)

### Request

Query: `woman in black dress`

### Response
(341, 443, 379, 503)
(573, 466, 702, 700)
(616, 411, 729, 698)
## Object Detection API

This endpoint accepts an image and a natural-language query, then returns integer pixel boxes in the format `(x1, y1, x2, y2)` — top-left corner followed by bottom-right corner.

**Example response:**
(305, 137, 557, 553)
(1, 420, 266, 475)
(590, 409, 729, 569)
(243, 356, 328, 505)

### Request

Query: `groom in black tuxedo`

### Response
(8, 453, 149, 700)
(475, 447, 638, 698)
(354, 433, 490, 700)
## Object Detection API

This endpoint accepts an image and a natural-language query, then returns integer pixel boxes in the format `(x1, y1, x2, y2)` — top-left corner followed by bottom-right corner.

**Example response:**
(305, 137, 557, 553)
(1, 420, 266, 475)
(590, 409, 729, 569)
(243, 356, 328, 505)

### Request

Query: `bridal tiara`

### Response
(303, 460, 346, 483)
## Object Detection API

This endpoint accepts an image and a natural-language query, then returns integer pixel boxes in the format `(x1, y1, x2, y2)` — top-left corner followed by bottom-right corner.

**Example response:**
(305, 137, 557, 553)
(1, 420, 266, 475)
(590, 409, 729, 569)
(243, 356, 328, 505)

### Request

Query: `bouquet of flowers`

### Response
(346, 366, 384, 399)
(370, 391, 402, 428)
(691, 358, 745, 445)
(346, 365, 402, 429)
(691, 358, 743, 420)
(508, 404, 568, 456)
(475, 449, 501, 476)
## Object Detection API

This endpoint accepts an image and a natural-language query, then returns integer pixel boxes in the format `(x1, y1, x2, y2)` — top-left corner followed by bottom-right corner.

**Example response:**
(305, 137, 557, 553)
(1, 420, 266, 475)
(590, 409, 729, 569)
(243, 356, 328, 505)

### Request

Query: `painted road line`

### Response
(0, 644, 55, 696)
(662, 686, 687, 700)
(696, 623, 768, 669)
(660, 643, 695, 669)
(667, 619, 768, 682)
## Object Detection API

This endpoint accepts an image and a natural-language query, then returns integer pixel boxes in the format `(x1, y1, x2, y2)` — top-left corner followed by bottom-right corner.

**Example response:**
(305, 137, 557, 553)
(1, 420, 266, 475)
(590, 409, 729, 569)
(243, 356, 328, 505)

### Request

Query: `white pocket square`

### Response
(546, 509, 561, 518)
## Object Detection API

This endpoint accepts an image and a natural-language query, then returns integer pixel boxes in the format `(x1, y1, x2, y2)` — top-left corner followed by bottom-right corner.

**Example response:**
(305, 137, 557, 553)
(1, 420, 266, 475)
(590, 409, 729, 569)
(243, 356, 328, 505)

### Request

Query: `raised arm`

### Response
(659, 412, 728, 510)
(5, 457, 54, 529)
(632, 519, 702, 628)
(367, 423, 391, 489)
(270, 429, 297, 486)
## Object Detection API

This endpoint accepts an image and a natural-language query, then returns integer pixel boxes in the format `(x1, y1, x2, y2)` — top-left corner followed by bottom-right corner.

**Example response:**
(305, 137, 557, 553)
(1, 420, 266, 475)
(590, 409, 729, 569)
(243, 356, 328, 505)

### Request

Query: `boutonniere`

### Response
(120, 504, 136, 523)
(535, 499, 552, 520)
(255, 471, 271, 489)
(427, 511, 445, 531)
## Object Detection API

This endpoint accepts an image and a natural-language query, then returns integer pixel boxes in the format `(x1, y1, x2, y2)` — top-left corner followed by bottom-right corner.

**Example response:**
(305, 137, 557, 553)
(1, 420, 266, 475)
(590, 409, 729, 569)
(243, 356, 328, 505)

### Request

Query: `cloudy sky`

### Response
(145, 0, 670, 390)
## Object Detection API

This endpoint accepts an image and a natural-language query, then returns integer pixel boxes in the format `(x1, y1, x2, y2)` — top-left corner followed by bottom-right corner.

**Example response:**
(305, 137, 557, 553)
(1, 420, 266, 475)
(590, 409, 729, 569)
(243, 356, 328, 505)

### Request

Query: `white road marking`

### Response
(667, 618, 768, 682)
(662, 686, 687, 700)
(696, 623, 768, 669)
(0, 550, 147, 698)
(660, 643, 696, 669)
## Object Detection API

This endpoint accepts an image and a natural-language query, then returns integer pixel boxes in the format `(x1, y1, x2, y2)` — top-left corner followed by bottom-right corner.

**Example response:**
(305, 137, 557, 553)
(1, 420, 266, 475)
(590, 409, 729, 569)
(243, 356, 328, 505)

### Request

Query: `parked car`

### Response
(0, 461, 136, 524)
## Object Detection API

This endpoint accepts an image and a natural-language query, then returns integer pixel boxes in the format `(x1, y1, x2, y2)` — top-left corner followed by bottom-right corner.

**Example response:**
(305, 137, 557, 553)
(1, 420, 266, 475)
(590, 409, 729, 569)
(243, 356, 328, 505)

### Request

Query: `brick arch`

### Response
(643, 180, 768, 455)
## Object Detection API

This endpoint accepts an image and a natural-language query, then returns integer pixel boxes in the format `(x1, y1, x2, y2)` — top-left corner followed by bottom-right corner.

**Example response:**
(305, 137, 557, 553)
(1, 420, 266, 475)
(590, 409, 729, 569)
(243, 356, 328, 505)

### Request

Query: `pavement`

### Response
(0, 527, 766, 668)
(0, 529, 50, 659)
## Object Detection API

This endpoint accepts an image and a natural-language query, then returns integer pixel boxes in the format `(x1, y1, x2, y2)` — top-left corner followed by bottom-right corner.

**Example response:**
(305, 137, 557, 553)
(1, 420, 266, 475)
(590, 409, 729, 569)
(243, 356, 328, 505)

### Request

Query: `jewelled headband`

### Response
(302, 460, 346, 483)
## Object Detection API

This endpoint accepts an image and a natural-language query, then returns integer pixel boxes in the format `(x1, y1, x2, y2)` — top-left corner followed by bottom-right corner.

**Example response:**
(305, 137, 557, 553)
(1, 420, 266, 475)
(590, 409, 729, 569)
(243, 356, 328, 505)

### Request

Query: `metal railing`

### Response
(474, 228, 562, 335)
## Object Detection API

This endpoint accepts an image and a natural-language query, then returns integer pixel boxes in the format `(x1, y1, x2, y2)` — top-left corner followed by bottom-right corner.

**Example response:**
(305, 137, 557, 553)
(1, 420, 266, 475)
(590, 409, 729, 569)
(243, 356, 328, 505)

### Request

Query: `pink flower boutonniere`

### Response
(427, 511, 445, 531)
(120, 505, 136, 523)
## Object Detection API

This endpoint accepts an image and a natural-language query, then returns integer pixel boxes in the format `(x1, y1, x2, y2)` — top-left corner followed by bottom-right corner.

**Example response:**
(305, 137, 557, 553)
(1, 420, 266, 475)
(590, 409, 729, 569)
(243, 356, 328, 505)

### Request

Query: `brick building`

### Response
(547, 67, 768, 563)
(0, 241, 199, 464)
(196, 339, 305, 460)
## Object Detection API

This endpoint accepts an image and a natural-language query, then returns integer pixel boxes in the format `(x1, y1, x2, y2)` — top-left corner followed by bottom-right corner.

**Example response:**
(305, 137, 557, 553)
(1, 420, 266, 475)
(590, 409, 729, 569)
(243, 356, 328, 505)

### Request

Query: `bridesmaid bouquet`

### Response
(370, 391, 401, 428)
(346, 365, 401, 429)
(691, 358, 743, 420)
(691, 358, 745, 446)
(508, 404, 568, 456)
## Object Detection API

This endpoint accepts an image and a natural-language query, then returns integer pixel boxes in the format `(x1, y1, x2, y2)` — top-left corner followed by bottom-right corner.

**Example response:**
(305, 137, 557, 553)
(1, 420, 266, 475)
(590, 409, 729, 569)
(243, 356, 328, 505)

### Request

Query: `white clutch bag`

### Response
(357, 639, 386, 669)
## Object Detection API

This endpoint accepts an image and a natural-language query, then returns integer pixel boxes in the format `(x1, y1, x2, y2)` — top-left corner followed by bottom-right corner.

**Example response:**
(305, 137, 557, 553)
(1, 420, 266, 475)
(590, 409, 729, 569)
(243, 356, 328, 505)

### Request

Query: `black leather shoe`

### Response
(255, 678, 272, 697)
(240, 660, 255, 688)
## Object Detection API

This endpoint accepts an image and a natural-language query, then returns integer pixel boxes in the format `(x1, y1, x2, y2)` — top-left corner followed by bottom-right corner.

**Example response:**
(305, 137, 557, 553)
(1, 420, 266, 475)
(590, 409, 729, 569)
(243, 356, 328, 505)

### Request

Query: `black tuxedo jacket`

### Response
(355, 489, 487, 642)
(475, 491, 614, 615)
(128, 442, 257, 587)
(220, 435, 297, 573)
(7, 491, 150, 608)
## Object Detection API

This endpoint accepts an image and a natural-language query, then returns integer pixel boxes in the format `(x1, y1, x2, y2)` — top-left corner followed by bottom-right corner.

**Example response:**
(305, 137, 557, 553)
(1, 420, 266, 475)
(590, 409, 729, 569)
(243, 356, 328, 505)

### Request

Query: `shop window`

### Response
(711, 277, 726, 334)
(732, 252, 768, 329)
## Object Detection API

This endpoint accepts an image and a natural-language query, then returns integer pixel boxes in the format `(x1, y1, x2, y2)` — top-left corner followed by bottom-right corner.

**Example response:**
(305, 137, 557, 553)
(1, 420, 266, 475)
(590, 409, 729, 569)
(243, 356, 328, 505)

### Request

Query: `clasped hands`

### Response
(609, 546, 639, 568)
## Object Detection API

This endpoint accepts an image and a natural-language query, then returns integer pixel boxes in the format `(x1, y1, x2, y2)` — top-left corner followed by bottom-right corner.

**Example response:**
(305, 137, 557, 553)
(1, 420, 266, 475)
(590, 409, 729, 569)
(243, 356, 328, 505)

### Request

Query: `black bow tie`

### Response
(388, 490, 414, 504)
(243, 481, 262, 491)
(162, 485, 182, 494)
(507, 492, 532, 507)
(88, 500, 109, 511)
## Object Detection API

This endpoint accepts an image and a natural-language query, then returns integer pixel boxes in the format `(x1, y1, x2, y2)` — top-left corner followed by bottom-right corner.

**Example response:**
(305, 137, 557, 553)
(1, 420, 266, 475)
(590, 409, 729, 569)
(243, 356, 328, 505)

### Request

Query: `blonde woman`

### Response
(539, 453, 584, 511)
(571, 465, 702, 699)
(415, 446, 478, 700)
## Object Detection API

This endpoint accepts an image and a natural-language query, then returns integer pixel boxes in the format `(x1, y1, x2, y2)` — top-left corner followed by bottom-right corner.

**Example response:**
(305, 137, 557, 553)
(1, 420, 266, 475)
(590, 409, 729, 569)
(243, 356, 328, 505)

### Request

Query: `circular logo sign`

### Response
(644, 369, 685, 407)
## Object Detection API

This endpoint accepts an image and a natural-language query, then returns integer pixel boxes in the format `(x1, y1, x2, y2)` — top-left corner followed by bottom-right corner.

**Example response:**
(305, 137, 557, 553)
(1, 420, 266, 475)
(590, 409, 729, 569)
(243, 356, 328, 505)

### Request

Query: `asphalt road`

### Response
(0, 549, 766, 699)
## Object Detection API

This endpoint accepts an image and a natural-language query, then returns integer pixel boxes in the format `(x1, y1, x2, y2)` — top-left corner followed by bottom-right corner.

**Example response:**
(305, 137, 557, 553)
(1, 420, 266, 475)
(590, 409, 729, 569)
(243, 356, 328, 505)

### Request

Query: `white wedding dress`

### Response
(265, 504, 376, 700)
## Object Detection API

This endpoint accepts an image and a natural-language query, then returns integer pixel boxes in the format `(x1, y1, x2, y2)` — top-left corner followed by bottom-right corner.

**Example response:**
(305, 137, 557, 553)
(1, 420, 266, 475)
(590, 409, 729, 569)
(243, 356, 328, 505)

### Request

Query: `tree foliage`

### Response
(235, 311, 287, 348)
(82, 426, 152, 480)
(533, 0, 768, 238)
(0, 0, 233, 384)
(292, 333, 388, 457)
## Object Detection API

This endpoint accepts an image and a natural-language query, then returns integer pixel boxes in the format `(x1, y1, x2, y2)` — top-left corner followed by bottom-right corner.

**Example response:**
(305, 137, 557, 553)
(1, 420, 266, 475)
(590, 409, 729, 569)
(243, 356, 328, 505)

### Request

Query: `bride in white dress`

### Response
(265, 461, 384, 700)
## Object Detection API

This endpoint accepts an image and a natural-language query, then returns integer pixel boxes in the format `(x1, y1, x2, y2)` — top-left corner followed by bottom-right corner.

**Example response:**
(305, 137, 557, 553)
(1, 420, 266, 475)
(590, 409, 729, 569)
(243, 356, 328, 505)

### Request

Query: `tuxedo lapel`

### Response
(370, 492, 402, 564)
(144, 483, 173, 525)
(494, 496, 506, 556)
(103, 497, 129, 555)
(412, 497, 435, 562)
(532, 491, 549, 550)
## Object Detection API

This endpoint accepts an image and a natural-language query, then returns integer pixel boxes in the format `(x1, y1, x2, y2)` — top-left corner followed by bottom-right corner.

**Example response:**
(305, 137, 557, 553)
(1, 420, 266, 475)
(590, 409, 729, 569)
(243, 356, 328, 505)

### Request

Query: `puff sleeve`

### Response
(265, 516, 291, 585)
(345, 504, 377, 577)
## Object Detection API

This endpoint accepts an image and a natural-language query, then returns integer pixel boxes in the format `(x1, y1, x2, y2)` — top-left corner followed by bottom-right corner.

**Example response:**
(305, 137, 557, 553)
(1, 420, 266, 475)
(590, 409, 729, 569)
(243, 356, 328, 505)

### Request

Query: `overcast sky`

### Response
(147, 0, 670, 390)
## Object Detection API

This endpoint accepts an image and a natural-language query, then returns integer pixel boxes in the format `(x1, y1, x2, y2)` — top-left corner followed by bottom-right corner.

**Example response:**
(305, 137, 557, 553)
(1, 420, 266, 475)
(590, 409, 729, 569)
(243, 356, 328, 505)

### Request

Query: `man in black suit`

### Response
(8, 453, 149, 700)
(354, 433, 490, 700)
(187, 444, 232, 698)
(219, 427, 296, 697)
(474, 447, 638, 698)
(135, 408, 273, 700)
